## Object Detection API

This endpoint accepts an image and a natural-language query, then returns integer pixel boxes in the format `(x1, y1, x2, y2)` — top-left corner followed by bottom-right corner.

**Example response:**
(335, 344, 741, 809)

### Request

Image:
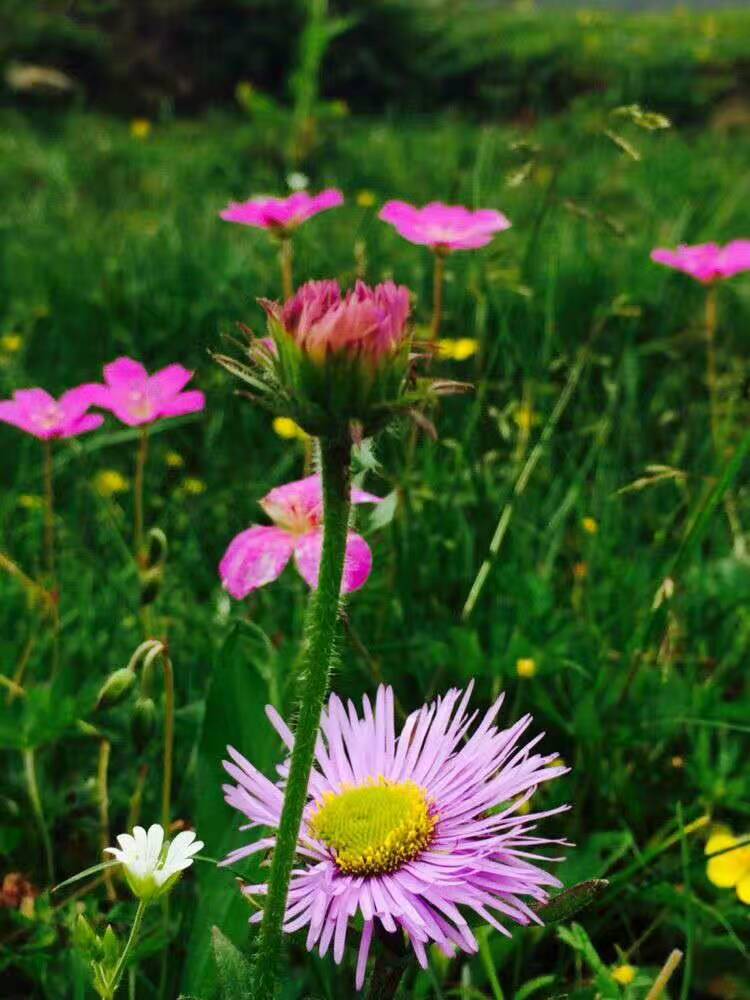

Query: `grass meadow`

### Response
(1, 99, 750, 998)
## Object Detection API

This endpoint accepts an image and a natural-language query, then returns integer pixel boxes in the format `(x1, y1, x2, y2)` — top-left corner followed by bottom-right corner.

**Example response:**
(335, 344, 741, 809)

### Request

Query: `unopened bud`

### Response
(96, 667, 136, 710)
(139, 565, 163, 607)
(130, 697, 157, 752)
(72, 913, 103, 961)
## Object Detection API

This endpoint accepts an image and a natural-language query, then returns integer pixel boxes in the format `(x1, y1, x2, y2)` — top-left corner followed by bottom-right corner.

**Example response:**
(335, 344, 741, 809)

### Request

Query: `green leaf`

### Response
(514, 975, 557, 1000)
(182, 624, 276, 998)
(533, 879, 609, 924)
(212, 926, 254, 999)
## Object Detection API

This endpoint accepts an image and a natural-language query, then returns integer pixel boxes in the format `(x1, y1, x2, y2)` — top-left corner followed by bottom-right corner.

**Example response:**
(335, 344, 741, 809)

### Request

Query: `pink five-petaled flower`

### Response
(219, 474, 382, 597)
(0, 386, 104, 441)
(651, 241, 750, 284)
(219, 189, 344, 236)
(264, 279, 411, 363)
(222, 684, 569, 990)
(379, 200, 511, 252)
(91, 357, 205, 428)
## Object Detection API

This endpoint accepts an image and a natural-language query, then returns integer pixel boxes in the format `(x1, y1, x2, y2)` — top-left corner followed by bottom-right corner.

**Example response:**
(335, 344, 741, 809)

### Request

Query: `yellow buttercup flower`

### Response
(356, 190, 376, 208)
(182, 477, 206, 496)
(514, 403, 537, 432)
(165, 450, 184, 469)
(94, 470, 129, 498)
(273, 417, 309, 441)
(130, 119, 152, 140)
(582, 516, 598, 535)
(612, 964, 637, 986)
(516, 657, 536, 679)
(436, 338, 479, 362)
(706, 827, 750, 903)
(1, 333, 23, 353)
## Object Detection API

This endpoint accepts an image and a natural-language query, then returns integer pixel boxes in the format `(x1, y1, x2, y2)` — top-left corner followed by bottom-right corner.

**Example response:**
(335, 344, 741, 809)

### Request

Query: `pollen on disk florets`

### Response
(308, 778, 436, 876)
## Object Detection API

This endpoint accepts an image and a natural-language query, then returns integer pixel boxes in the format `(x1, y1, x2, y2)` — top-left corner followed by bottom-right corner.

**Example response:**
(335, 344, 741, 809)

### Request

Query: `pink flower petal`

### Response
(60, 413, 105, 438)
(156, 390, 206, 419)
(149, 364, 195, 398)
(104, 357, 149, 388)
(219, 526, 295, 598)
(293, 530, 373, 593)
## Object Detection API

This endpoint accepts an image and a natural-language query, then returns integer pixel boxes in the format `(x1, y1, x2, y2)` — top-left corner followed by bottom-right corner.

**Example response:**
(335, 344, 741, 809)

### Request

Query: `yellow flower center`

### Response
(308, 778, 436, 876)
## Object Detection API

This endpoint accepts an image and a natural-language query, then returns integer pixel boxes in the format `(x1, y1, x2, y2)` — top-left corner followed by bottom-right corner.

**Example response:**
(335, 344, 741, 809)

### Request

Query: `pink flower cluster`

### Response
(651, 240, 750, 284)
(0, 357, 205, 441)
(264, 279, 411, 362)
(220, 474, 382, 597)
(220, 189, 344, 234)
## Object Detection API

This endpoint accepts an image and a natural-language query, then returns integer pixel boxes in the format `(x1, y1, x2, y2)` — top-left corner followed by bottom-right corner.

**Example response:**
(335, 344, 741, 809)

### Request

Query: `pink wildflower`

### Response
(219, 474, 382, 597)
(264, 279, 411, 363)
(91, 357, 205, 428)
(379, 200, 511, 251)
(651, 241, 750, 283)
(220, 189, 344, 235)
(222, 684, 568, 990)
(0, 386, 103, 440)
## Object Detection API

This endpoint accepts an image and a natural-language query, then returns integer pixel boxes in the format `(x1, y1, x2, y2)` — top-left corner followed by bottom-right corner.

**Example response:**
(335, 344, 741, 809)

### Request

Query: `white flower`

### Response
(105, 823, 204, 903)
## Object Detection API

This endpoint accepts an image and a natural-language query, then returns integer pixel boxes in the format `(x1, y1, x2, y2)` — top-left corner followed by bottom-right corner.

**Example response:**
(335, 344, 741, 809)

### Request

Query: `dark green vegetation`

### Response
(1, 100, 749, 998)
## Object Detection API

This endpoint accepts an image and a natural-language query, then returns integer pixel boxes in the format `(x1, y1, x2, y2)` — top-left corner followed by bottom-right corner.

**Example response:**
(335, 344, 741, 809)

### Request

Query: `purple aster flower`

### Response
(221, 684, 569, 990)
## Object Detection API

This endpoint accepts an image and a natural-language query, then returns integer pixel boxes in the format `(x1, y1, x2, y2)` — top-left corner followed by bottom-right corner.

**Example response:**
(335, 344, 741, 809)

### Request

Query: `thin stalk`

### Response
(251, 436, 352, 999)
(705, 286, 719, 451)
(108, 900, 146, 999)
(98, 739, 116, 901)
(134, 429, 149, 562)
(43, 440, 55, 579)
(160, 650, 174, 834)
(279, 236, 294, 300)
(127, 763, 149, 832)
(462, 344, 590, 620)
(23, 748, 55, 883)
(431, 251, 446, 339)
(645, 949, 683, 1000)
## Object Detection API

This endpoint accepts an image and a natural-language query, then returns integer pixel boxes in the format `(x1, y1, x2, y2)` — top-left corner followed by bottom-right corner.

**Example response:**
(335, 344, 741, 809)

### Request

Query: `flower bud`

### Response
(130, 696, 157, 752)
(139, 565, 163, 606)
(72, 913, 103, 961)
(96, 667, 136, 710)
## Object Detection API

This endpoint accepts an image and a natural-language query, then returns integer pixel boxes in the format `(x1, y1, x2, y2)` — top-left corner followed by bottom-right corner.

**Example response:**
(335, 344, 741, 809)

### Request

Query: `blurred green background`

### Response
(1, 2, 750, 999)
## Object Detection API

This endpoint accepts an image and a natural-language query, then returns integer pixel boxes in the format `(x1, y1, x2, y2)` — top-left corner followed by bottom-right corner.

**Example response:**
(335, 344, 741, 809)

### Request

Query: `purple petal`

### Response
(219, 526, 294, 598)
(293, 530, 373, 593)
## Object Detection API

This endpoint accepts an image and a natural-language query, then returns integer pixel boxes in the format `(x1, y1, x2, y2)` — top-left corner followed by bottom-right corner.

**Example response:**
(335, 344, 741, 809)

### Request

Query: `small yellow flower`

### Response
(514, 404, 537, 432)
(582, 516, 598, 535)
(93, 469, 129, 498)
(573, 561, 588, 581)
(18, 494, 44, 510)
(165, 450, 184, 469)
(356, 190, 376, 208)
(706, 828, 750, 903)
(516, 657, 536, 679)
(130, 118, 152, 140)
(612, 964, 637, 986)
(1, 333, 23, 353)
(273, 417, 309, 441)
(182, 477, 206, 496)
(436, 338, 479, 362)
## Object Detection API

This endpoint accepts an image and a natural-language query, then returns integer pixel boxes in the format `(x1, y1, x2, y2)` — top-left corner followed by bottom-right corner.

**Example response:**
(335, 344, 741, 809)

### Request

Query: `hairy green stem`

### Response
(43, 440, 55, 579)
(134, 429, 149, 562)
(431, 250, 446, 339)
(251, 436, 352, 999)
(279, 236, 294, 300)
(107, 900, 146, 998)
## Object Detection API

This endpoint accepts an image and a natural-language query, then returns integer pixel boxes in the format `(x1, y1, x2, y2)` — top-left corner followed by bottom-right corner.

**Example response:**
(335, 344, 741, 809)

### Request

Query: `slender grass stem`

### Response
(160, 650, 174, 834)
(279, 236, 294, 300)
(98, 738, 116, 901)
(23, 747, 55, 884)
(705, 286, 719, 452)
(645, 949, 683, 1000)
(431, 250, 446, 339)
(251, 436, 352, 999)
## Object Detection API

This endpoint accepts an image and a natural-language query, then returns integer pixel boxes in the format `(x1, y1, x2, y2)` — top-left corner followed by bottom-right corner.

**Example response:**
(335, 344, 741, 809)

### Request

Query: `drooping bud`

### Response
(96, 667, 136, 710)
(130, 697, 157, 752)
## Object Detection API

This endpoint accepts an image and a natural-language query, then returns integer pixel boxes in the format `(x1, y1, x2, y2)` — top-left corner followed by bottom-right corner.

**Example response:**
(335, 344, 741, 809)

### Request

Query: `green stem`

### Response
(43, 440, 55, 579)
(705, 286, 719, 453)
(431, 250, 446, 339)
(134, 429, 149, 562)
(23, 747, 55, 884)
(279, 236, 294, 300)
(108, 900, 146, 998)
(251, 435, 352, 999)
(160, 650, 174, 834)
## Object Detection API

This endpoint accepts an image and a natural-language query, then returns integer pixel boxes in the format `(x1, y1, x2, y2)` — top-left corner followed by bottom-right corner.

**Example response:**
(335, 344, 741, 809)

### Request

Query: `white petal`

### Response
(133, 826, 148, 858)
(146, 824, 165, 867)
(116, 833, 136, 855)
